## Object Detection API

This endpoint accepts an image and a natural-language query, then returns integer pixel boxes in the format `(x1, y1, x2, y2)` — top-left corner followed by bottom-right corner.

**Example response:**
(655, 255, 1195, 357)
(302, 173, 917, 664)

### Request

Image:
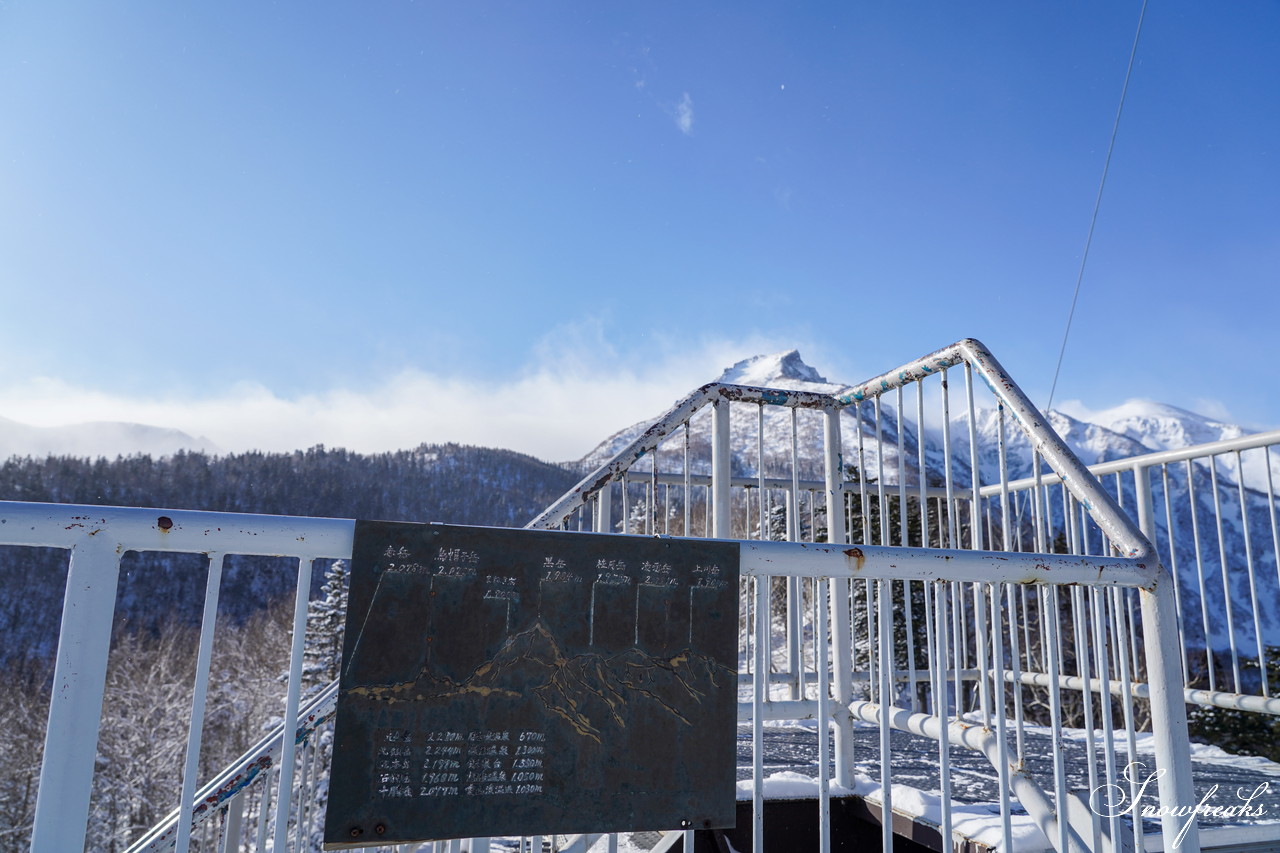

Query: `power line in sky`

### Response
(1046, 0, 1149, 414)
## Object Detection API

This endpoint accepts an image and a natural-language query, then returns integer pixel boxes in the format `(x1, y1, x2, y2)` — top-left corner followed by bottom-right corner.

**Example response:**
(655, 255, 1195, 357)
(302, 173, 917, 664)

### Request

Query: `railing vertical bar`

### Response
(1072, 584, 1102, 853)
(255, 769, 273, 853)
(712, 399, 731, 539)
(653, 440, 661, 535)
(875, 397, 888, 547)
(757, 404, 766, 540)
(878, 577, 893, 853)
(990, 581, 1013, 850)
(1209, 460, 1242, 691)
(176, 552, 226, 853)
(791, 408, 801, 542)
(964, 363, 984, 552)
(817, 576, 832, 853)
(1111, 586, 1143, 853)
(916, 382, 930, 552)
(826, 405, 855, 787)
(1032, 451, 1047, 553)
(1090, 586, 1120, 851)
(1184, 458, 1215, 691)
(1023, 586, 1036, 676)
(941, 368, 958, 549)
(220, 793, 244, 853)
(1235, 450, 1268, 694)
(951, 581, 964, 717)
(933, 582, 953, 853)
(683, 423, 691, 537)
(896, 387, 908, 549)
(273, 556, 316, 853)
(1006, 581, 1026, 764)
(645, 481, 654, 537)
(1043, 585, 1068, 853)
(997, 402, 1026, 762)
(621, 475, 631, 536)
(974, 581, 992, 729)
(297, 735, 316, 850)
(923, 574, 937, 716)
(1033, 454, 1049, 672)
(984, 497, 996, 556)
(789, 407, 802, 699)
(866, 577, 878, 702)
(895, 388, 917, 712)
(856, 402, 870, 545)
(31, 536, 122, 853)
(752, 575, 767, 853)
(1160, 463, 1190, 681)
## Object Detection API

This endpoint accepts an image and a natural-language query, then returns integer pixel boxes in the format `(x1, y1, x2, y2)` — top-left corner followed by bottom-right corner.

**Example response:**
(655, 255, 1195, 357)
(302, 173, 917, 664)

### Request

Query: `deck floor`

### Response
(737, 721, 1280, 835)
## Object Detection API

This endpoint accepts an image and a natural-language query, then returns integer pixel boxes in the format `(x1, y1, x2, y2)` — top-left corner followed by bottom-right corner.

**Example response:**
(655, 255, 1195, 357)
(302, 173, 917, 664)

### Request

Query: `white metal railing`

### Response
(10, 338, 1205, 853)
(982, 428, 1280, 714)
(535, 338, 1198, 853)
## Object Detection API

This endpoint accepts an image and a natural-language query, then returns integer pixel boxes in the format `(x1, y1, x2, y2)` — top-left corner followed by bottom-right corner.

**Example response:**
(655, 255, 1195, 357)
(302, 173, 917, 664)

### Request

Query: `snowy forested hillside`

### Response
(0, 444, 578, 667)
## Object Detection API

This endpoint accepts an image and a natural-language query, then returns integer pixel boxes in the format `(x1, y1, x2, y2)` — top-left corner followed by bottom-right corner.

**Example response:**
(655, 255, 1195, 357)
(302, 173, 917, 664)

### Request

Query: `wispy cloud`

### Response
(675, 92, 694, 135)
(0, 328, 832, 463)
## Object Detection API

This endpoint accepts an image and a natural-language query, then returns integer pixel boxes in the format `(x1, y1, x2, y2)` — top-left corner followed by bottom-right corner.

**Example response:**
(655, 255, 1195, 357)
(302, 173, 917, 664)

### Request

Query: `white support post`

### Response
(31, 536, 122, 853)
(824, 407, 855, 787)
(595, 483, 613, 534)
(712, 398, 731, 539)
(1135, 466, 1201, 852)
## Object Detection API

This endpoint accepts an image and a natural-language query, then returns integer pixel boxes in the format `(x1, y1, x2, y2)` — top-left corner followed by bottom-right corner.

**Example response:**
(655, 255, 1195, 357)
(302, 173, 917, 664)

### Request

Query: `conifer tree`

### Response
(302, 559, 349, 694)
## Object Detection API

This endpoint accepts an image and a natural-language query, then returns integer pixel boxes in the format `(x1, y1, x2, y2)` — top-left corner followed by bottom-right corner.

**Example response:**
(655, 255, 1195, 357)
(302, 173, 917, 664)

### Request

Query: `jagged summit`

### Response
(716, 350, 833, 389)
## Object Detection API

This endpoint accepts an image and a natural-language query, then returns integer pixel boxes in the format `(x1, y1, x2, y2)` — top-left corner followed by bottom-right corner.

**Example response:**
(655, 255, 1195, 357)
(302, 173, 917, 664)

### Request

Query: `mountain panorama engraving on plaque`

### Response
(323, 521, 740, 848)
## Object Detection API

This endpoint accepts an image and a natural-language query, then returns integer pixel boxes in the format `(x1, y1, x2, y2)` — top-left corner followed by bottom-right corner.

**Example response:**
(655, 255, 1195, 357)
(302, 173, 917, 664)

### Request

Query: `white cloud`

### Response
(1192, 398, 1235, 424)
(1055, 399, 1099, 421)
(675, 92, 694, 135)
(0, 329, 833, 464)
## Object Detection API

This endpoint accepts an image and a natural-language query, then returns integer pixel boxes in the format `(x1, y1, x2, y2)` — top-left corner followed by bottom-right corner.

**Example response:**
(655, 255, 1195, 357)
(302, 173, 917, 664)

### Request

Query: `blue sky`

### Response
(1, 2, 1276, 461)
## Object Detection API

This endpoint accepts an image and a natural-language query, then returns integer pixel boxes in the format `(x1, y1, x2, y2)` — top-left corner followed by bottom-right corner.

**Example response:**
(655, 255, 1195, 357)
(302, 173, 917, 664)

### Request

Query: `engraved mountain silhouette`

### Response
(347, 619, 735, 745)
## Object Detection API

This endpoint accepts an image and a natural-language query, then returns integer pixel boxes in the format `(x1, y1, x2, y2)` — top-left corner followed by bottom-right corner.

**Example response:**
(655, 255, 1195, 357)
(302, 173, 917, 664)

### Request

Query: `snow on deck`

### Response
(734, 721, 1280, 852)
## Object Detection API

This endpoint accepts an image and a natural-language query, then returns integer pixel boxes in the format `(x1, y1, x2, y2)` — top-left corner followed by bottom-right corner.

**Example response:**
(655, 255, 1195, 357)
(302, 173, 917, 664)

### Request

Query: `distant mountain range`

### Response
(578, 350, 1275, 486)
(0, 414, 216, 460)
(576, 350, 1280, 655)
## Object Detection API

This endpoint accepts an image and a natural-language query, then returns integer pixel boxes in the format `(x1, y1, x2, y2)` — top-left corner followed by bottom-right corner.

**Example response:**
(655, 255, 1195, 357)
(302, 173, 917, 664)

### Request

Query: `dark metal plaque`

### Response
(323, 522, 739, 848)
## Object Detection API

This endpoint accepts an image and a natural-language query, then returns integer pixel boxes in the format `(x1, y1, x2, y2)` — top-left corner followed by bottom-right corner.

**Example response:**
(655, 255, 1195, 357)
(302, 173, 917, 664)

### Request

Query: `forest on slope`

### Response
(0, 444, 579, 851)
(0, 444, 579, 666)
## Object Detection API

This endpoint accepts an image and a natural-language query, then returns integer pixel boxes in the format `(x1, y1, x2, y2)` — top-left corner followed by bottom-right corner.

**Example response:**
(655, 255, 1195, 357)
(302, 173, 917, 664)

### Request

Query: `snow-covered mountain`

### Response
(580, 349, 1275, 490)
(0, 415, 216, 461)
(576, 350, 1280, 657)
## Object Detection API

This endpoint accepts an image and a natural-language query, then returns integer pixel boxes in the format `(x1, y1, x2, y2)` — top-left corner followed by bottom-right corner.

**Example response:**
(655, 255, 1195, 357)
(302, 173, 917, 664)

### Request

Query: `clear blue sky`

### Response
(1, 1, 1276, 461)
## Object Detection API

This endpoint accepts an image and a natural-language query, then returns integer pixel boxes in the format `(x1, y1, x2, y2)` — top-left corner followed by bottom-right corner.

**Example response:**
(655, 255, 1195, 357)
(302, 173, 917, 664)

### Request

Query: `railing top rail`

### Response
(740, 539, 1158, 588)
(531, 337, 1154, 560)
(0, 500, 356, 559)
(981, 427, 1280, 497)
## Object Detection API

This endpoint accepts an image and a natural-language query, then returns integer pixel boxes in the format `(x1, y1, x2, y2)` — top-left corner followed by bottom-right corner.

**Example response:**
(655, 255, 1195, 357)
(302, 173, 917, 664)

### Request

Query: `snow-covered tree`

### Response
(302, 559, 349, 695)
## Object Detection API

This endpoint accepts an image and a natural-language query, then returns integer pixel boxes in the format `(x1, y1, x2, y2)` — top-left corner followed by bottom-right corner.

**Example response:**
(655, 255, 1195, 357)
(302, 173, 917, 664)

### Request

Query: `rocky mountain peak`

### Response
(716, 350, 831, 387)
